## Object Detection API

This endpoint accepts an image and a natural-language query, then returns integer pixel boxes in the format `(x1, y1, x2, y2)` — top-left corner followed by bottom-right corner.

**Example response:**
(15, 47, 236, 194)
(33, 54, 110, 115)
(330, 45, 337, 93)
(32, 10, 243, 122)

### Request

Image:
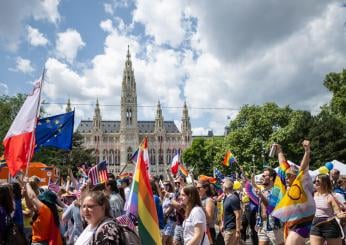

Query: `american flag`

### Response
(88, 160, 108, 185)
(116, 213, 136, 231)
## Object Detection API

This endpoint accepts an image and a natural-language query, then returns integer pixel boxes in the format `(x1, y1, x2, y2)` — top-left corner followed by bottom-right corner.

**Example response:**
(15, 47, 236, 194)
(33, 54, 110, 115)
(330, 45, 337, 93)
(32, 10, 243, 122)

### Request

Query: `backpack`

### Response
(115, 222, 141, 245)
(93, 218, 140, 245)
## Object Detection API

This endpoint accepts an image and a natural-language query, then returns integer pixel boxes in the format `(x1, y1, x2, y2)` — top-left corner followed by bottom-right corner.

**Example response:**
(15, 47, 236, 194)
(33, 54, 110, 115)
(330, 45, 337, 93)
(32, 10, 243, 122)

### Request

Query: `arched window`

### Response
(115, 149, 120, 165)
(127, 147, 132, 161)
(159, 148, 163, 165)
(150, 149, 156, 165)
(103, 149, 108, 161)
(109, 150, 114, 165)
(166, 149, 171, 164)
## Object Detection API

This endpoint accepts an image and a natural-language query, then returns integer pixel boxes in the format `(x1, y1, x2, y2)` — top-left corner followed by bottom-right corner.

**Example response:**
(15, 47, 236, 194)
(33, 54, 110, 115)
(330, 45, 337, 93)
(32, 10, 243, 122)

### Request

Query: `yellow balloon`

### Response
(319, 166, 329, 175)
(233, 180, 241, 190)
(242, 195, 250, 203)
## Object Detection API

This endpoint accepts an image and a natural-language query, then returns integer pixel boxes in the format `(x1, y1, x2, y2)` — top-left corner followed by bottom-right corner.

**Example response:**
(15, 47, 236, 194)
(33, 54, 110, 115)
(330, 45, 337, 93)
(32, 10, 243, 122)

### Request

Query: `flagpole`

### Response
(118, 161, 129, 176)
(24, 67, 46, 178)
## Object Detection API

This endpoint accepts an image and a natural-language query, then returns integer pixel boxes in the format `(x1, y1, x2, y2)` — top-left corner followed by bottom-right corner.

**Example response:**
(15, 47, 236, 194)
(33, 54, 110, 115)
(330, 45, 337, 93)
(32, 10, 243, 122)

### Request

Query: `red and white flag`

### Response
(3, 79, 42, 176)
(170, 153, 180, 175)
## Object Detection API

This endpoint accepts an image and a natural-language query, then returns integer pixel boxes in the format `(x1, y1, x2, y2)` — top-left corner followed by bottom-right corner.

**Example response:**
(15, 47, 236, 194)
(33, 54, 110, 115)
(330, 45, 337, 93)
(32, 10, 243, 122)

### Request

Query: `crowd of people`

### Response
(1, 140, 346, 245)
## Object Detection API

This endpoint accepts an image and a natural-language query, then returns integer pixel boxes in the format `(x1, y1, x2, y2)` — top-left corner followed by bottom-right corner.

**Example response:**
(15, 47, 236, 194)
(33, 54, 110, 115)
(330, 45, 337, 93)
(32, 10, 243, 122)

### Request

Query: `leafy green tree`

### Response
(182, 137, 224, 177)
(308, 108, 346, 167)
(323, 69, 346, 120)
(0, 94, 26, 153)
(224, 103, 313, 173)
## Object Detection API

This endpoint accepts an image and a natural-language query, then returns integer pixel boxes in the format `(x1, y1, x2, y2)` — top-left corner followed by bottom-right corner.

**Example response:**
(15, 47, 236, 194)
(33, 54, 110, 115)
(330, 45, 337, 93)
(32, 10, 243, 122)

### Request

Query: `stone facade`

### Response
(76, 48, 192, 177)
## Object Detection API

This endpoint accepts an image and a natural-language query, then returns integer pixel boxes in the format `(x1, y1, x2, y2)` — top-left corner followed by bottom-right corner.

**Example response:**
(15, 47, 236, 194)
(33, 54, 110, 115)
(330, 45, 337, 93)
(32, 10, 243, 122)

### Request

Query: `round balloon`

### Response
(233, 180, 241, 190)
(319, 166, 329, 175)
(325, 162, 334, 171)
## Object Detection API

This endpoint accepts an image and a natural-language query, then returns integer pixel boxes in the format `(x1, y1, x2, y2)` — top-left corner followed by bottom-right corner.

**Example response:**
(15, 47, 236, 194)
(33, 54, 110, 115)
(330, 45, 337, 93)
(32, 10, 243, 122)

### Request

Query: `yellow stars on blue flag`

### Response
(35, 111, 75, 151)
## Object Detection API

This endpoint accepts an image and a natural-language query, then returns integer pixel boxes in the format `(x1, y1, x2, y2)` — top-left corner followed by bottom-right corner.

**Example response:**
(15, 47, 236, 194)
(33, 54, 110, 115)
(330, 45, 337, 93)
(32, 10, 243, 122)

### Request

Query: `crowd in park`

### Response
(1, 139, 346, 245)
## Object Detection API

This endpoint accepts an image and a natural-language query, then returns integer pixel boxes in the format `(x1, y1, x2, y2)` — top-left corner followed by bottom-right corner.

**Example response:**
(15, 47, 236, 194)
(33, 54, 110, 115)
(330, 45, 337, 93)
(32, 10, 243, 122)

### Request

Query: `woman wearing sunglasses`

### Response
(310, 174, 343, 245)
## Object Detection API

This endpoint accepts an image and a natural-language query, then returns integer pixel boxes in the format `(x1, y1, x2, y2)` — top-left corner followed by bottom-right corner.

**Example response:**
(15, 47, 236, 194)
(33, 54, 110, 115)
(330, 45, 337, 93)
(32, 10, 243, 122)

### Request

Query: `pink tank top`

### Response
(314, 194, 334, 218)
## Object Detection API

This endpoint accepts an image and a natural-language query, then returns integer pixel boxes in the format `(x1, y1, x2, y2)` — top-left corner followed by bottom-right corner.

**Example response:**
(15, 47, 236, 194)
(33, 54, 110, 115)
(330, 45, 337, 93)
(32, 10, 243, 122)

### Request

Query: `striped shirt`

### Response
(314, 194, 334, 218)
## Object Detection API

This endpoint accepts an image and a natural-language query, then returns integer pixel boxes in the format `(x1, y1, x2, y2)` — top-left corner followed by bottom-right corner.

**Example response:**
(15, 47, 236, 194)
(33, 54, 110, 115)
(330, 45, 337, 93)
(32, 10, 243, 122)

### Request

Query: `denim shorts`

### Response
(310, 218, 342, 239)
(164, 219, 176, 236)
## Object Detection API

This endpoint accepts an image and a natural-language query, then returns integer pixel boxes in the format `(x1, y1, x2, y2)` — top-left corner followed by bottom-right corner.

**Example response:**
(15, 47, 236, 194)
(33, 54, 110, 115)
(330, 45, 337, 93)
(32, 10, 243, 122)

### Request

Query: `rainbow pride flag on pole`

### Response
(125, 137, 162, 245)
(178, 164, 188, 178)
(223, 151, 237, 167)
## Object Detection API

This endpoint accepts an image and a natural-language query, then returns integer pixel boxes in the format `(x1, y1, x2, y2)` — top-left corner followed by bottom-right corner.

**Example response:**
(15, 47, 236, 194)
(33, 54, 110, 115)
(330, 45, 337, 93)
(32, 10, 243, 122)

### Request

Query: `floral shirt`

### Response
(89, 218, 121, 245)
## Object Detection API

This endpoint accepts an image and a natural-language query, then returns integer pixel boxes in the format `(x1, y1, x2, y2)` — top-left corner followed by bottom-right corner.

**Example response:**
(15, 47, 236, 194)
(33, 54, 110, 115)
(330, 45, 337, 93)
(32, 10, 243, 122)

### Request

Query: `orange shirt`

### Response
(32, 204, 62, 245)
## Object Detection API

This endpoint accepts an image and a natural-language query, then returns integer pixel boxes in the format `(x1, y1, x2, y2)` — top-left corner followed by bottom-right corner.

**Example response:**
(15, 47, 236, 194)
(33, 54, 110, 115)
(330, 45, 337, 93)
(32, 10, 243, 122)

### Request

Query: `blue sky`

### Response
(0, 0, 345, 135)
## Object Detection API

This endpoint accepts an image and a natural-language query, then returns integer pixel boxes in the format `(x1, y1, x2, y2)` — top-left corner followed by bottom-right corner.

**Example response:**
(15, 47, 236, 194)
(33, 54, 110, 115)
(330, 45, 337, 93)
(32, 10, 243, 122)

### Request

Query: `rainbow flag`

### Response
(272, 170, 315, 238)
(244, 181, 259, 206)
(125, 138, 162, 245)
(223, 151, 237, 167)
(178, 164, 188, 178)
(267, 160, 290, 213)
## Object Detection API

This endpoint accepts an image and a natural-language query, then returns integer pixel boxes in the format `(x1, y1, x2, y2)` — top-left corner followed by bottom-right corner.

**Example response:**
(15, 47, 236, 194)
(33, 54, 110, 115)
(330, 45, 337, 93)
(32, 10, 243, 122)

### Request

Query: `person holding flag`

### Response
(271, 141, 316, 245)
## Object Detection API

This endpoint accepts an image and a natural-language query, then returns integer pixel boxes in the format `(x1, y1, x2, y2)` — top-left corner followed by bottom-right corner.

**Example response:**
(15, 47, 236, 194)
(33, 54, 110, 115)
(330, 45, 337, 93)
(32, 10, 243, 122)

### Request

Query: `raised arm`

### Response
(275, 144, 286, 164)
(69, 168, 79, 190)
(166, 168, 176, 192)
(299, 140, 311, 172)
(24, 179, 42, 212)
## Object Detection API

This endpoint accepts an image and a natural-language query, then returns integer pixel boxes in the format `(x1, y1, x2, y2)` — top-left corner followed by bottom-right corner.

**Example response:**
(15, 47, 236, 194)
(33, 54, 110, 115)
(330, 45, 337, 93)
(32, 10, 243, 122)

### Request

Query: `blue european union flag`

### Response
(35, 111, 74, 151)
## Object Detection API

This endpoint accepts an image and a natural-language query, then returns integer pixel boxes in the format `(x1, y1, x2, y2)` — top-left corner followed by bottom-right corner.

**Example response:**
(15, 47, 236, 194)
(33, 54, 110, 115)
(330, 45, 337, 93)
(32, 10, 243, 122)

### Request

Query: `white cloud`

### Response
(56, 29, 85, 63)
(100, 19, 114, 33)
(133, 0, 185, 47)
(0, 0, 61, 51)
(27, 26, 48, 46)
(15, 57, 34, 74)
(33, 0, 61, 24)
(0, 82, 9, 95)
(104, 3, 114, 15)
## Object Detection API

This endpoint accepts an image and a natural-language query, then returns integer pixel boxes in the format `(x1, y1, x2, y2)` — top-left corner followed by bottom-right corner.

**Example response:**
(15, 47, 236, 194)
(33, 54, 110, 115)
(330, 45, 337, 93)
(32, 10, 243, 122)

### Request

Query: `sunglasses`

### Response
(313, 180, 320, 185)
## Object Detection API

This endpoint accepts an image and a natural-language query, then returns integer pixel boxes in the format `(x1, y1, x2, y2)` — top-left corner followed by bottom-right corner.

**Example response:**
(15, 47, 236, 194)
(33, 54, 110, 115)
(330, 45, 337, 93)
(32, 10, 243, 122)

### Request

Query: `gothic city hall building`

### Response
(76, 48, 192, 177)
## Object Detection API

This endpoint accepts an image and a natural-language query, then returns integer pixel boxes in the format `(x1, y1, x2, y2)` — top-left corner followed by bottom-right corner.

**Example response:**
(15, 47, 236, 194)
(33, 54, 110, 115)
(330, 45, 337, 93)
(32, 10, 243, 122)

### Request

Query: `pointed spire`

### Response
(93, 98, 102, 129)
(66, 98, 72, 112)
(127, 45, 131, 60)
(181, 100, 191, 133)
(155, 100, 164, 129)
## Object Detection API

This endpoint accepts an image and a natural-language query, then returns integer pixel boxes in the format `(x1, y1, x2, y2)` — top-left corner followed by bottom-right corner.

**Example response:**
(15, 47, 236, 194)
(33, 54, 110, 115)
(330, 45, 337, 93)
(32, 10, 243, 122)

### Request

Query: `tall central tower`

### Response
(120, 46, 139, 165)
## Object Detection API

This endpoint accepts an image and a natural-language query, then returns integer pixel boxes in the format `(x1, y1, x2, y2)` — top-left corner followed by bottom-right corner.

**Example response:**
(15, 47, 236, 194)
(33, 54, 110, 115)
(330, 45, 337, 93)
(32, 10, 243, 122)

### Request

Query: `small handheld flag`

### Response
(170, 153, 180, 175)
(223, 151, 237, 167)
(88, 160, 108, 185)
(178, 164, 188, 178)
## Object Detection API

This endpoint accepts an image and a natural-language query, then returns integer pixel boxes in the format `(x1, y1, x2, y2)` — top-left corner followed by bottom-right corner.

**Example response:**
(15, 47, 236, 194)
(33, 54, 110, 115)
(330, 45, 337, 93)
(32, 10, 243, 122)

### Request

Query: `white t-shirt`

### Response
(183, 206, 210, 245)
(75, 224, 96, 245)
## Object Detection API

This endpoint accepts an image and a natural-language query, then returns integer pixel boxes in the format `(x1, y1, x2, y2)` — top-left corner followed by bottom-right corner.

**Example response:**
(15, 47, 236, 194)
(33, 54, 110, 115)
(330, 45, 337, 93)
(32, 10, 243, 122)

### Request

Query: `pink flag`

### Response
(3, 79, 42, 176)
(170, 153, 180, 175)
